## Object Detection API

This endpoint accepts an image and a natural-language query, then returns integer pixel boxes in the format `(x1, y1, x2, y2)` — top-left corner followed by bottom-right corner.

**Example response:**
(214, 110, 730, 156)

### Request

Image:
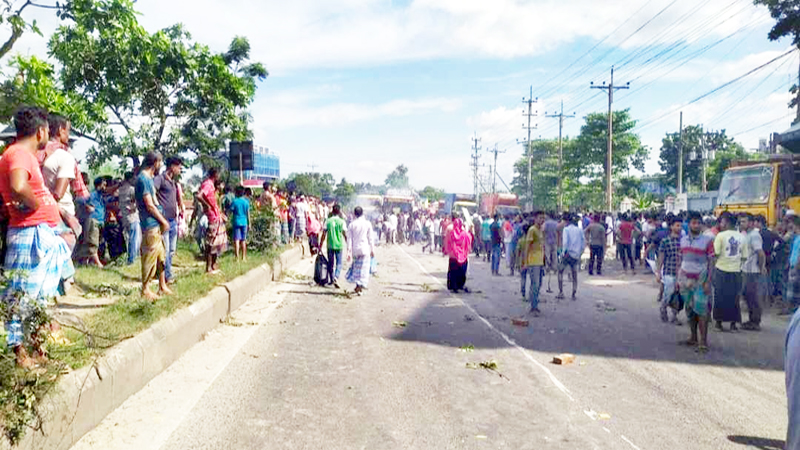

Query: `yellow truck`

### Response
(714, 155, 800, 226)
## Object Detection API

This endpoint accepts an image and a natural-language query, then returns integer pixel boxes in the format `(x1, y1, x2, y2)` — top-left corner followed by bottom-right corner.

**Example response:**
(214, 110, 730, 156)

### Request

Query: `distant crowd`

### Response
(378, 205, 800, 353)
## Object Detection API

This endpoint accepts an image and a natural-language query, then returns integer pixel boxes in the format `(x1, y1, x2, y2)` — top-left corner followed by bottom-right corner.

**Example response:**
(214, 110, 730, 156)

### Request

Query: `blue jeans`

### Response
(507, 241, 516, 274)
(162, 218, 178, 280)
(327, 248, 343, 283)
(125, 221, 141, 265)
(527, 266, 543, 309)
(520, 267, 528, 297)
(491, 244, 502, 274)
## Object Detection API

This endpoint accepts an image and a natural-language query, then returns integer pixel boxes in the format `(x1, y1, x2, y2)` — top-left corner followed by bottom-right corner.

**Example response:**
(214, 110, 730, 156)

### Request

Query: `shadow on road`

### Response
(384, 273, 788, 371)
(727, 435, 785, 449)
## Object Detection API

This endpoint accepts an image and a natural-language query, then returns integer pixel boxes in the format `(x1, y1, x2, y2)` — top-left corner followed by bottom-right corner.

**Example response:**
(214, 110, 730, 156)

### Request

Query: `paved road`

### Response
(71, 244, 788, 450)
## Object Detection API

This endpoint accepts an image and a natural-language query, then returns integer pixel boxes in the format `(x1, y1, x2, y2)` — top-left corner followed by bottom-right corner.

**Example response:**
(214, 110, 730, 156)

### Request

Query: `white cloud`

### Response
(92, 0, 766, 73)
(253, 96, 461, 129)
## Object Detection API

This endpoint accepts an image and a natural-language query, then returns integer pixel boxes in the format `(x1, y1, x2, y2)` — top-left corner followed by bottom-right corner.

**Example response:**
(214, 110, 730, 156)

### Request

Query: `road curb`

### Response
(18, 245, 303, 450)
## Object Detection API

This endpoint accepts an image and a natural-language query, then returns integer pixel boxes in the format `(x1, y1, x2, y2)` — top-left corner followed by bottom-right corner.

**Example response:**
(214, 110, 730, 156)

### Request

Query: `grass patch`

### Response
(67, 239, 281, 367)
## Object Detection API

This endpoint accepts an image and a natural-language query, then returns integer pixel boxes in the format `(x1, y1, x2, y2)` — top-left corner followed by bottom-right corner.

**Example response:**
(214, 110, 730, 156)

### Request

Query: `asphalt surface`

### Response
(71, 244, 789, 450)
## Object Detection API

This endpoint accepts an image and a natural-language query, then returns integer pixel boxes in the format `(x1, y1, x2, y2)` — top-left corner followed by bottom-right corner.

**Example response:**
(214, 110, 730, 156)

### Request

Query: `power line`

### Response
(634, 48, 798, 133)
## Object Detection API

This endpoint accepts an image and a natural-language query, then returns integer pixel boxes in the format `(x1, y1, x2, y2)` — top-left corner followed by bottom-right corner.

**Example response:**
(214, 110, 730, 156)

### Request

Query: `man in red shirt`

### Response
(0, 106, 75, 367)
(616, 213, 636, 274)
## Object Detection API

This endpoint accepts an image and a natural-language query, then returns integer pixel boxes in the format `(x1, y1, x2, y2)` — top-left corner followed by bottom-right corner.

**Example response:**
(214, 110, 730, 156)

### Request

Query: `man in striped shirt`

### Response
(679, 211, 715, 353)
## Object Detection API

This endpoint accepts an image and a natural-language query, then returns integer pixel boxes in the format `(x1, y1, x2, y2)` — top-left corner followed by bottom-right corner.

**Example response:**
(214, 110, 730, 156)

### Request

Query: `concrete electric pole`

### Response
(678, 111, 684, 194)
(546, 100, 575, 213)
(519, 87, 538, 209)
(470, 133, 482, 201)
(591, 66, 629, 212)
(489, 144, 506, 195)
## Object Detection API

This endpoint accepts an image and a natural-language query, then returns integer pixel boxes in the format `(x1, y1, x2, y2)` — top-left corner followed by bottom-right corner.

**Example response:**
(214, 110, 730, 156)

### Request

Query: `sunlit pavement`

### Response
(71, 244, 788, 450)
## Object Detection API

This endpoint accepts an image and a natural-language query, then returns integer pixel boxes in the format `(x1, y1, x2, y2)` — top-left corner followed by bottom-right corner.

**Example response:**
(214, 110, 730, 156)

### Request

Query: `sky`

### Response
(4, 0, 798, 194)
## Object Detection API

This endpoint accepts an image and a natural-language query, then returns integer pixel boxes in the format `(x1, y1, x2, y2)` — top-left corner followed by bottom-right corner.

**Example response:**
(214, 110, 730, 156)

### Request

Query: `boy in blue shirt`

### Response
(231, 186, 251, 261)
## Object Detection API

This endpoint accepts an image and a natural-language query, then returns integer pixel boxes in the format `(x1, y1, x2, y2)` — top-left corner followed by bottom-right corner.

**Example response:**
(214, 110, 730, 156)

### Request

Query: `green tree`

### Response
(570, 109, 647, 182)
(0, 55, 104, 139)
(384, 164, 409, 189)
(48, 0, 267, 168)
(418, 186, 444, 202)
(510, 139, 562, 210)
(334, 177, 356, 205)
(659, 127, 748, 191)
(285, 172, 335, 198)
(754, 0, 800, 122)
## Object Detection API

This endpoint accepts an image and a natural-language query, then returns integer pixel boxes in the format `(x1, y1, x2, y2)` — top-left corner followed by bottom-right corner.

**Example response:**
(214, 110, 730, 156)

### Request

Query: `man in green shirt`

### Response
(321, 204, 348, 288)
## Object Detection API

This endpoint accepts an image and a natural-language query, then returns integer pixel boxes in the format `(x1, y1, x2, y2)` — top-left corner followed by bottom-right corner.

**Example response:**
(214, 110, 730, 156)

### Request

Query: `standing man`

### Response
(617, 213, 635, 274)
(713, 212, 747, 332)
(422, 214, 435, 254)
(656, 216, 683, 324)
(346, 206, 375, 295)
(471, 214, 482, 257)
(741, 213, 766, 331)
(40, 113, 81, 250)
(76, 177, 106, 267)
(231, 186, 251, 261)
(0, 106, 75, 367)
(154, 156, 182, 283)
(679, 211, 715, 353)
(585, 215, 607, 276)
(525, 211, 546, 316)
(321, 204, 348, 288)
(434, 214, 443, 252)
(490, 214, 503, 276)
(135, 152, 171, 300)
(558, 214, 584, 300)
(118, 171, 140, 266)
(481, 214, 493, 262)
(543, 212, 559, 276)
(196, 168, 227, 274)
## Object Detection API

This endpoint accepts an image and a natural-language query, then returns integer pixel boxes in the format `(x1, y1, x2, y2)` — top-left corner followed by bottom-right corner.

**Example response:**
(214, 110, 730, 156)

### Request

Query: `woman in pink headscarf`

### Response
(446, 216, 473, 293)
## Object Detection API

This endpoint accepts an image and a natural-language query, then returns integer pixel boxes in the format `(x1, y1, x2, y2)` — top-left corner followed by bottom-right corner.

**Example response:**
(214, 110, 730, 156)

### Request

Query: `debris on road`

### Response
(392, 321, 408, 328)
(552, 354, 576, 365)
(511, 318, 529, 327)
(466, 360, 498, 370)
(595, 300, 617, 312)
(475, 435, 487, 440)
(598, 413, 612, 420)
(466, 360, 510, 381)
(464, 315, 475, 322)
(459, 344, 475, 352)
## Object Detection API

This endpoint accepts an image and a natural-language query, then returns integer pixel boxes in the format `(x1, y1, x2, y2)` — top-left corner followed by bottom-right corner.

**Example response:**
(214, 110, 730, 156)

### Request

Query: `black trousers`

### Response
(618, 243, 634, 270)
(589, 245, 604, 274)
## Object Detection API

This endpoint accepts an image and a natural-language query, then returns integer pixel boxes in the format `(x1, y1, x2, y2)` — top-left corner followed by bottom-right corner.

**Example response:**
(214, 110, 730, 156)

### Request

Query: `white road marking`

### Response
(621, 435, 643, 450)
(70, 260, 313, 450)
(398, 247, 645, 450)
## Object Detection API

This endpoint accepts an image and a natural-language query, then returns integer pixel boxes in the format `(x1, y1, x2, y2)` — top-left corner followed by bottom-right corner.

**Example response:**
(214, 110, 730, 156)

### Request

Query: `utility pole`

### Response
(678, 112, 683, 194)
(518, 86, 538, 209)
(701, 124, 707, 193)
(470, 133, 482, 201)
(489, 144, 506, 195)
(546, 100, 575, 213)
(591, 66, 629, 211)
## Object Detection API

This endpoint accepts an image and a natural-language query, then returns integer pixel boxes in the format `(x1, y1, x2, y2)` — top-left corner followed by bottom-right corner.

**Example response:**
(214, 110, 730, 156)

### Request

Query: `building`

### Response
(237, 145, 280, 185)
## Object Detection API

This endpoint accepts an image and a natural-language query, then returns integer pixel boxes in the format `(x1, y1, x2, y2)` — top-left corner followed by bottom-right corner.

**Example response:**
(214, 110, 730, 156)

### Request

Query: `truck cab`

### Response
(714, 156, 800, 226)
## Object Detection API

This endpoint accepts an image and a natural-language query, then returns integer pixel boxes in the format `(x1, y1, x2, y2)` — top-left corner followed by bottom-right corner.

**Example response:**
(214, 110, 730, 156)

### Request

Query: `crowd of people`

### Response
(0, 106, 349, 367)
(379, 205, 800, 352)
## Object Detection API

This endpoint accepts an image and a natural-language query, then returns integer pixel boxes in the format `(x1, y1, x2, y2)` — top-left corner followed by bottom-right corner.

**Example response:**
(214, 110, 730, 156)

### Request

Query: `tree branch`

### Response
(108, 104, 132, 135)
(28, 1, 59, 9)
(0, 0, 31, 59)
